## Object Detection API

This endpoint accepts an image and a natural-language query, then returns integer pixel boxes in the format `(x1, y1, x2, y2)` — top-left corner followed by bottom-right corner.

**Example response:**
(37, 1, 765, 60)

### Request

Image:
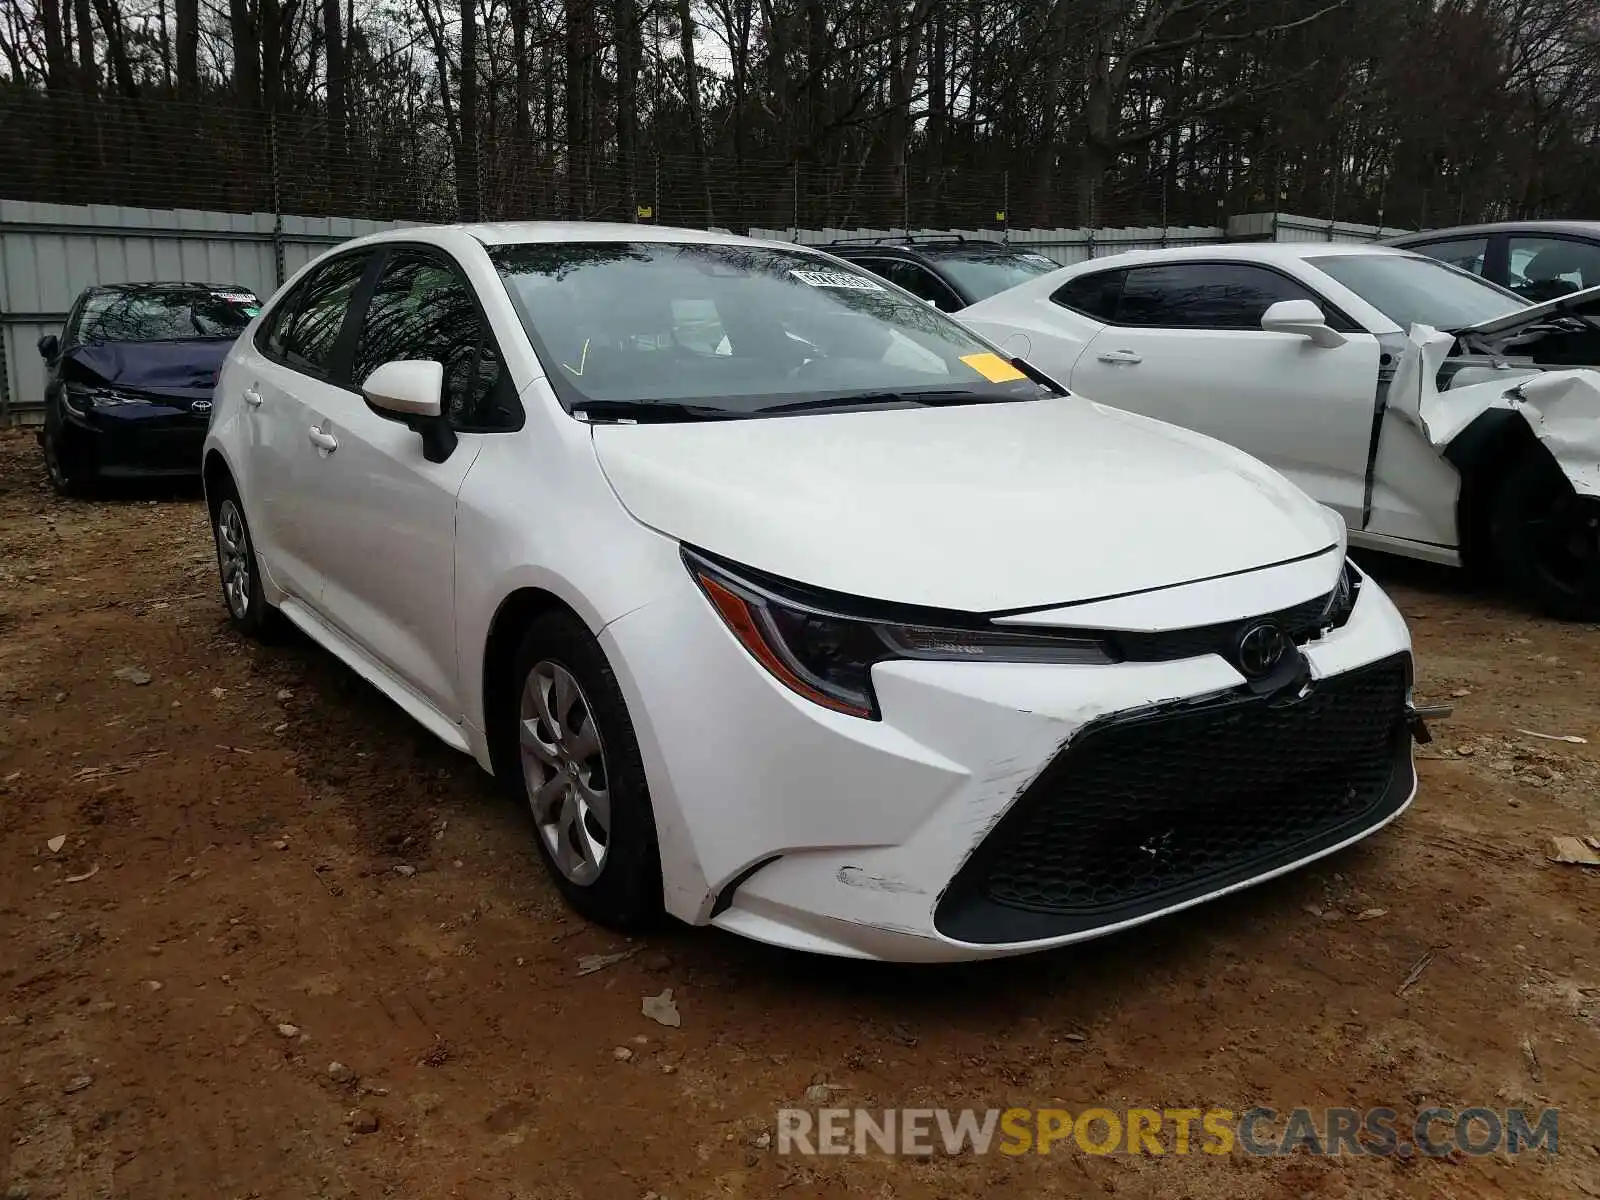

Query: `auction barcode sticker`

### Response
(789, 269, 884, 291)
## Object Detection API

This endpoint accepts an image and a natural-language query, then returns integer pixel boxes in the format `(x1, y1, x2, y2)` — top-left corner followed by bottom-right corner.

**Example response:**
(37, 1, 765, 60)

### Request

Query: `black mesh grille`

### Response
(937, 654, 1412, 943)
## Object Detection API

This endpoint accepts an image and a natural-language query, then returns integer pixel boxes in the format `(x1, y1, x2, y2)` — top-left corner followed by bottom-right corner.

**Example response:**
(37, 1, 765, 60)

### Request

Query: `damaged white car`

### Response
(959, 245, 1600, 620)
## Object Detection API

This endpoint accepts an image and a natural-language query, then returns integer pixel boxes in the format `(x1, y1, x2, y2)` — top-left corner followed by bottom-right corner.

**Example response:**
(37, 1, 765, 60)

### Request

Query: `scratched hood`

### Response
(592, 397, 1341, 612)
(64, 339, 235, 402)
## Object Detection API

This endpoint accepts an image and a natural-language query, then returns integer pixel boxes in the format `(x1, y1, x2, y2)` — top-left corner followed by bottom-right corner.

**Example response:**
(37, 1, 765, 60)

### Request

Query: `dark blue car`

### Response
(37, 282, 260, 493)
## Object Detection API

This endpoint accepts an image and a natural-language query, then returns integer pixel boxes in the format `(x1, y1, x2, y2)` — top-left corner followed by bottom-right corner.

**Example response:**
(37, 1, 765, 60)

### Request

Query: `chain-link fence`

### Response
(0, 89, 1480, 235)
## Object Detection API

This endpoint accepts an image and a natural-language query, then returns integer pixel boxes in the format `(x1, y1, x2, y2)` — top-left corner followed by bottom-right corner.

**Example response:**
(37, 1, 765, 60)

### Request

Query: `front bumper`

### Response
(55, 402, 209, 477)
(601, 559, 1417, 962)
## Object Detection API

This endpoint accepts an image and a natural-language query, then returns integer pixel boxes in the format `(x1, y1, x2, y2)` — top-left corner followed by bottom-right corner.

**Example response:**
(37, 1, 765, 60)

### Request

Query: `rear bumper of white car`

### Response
(601, 559, 1416, 962)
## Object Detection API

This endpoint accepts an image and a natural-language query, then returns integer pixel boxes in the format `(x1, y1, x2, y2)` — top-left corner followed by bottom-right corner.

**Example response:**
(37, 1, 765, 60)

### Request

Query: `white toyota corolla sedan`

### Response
(202, 222, 1430, 962)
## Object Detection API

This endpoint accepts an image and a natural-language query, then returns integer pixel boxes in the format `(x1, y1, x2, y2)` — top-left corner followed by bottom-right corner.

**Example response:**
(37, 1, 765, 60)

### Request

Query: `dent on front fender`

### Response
(1390, 324, 1600, 498)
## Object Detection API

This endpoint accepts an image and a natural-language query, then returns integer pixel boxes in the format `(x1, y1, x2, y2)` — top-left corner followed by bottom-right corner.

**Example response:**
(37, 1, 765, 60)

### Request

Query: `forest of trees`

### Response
(1, 0, 1598, 232)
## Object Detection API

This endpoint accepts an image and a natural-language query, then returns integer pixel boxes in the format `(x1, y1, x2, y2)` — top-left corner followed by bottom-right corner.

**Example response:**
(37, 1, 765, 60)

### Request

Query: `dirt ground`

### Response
(0, 425, 1597, 1200)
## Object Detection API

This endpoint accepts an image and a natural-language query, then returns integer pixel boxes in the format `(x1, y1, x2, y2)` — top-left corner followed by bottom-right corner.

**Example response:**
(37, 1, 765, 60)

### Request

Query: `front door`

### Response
(1067, 261, 1382, 527)
(294, 247, 514, 715)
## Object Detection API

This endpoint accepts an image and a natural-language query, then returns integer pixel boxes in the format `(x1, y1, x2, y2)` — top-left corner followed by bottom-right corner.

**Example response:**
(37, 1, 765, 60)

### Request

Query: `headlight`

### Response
(1319, 559, 1361, 631)
(684, 549, 1115, 719)
(66, 385, 152, 411)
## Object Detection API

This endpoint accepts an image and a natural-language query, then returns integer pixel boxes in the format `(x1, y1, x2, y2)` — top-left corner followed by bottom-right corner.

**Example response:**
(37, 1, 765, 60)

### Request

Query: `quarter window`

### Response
(1051, 270, 1126, 321)
(1114, 263, 1325, 330)
(354, 249, 515, 431)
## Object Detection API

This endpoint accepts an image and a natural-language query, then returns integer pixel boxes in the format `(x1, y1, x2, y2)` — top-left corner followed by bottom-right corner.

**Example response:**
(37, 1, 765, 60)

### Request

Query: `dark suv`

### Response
(1384, 221, 1600, 302)
(37, 282, 259, 493)
(818, 236, 1059, 311)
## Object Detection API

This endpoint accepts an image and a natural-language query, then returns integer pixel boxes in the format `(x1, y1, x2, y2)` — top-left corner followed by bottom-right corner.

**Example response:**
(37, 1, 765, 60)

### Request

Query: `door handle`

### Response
(1096, 350, 1143, 365)
(307, 426, 339, 453)
(242, 387, 264, 407)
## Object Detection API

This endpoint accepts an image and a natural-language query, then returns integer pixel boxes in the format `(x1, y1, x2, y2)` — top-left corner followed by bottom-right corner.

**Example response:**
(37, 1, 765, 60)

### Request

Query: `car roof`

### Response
(823, 237, 1016, 255)
(456, 220, 772, 248)
(86, 281, 257, 295)
(1043, 242, 1415, 272)
(1385, 220, 1600, 243)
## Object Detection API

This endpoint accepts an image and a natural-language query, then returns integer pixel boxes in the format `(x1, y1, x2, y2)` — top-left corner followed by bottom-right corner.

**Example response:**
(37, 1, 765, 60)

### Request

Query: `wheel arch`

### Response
(202, 447, 237, 512)
(1445, 407, 1547, 578)
(480, 586, 594, 781)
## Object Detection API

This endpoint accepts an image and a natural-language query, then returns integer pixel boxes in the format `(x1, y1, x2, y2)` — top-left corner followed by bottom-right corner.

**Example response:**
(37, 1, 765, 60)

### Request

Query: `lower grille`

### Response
(936, 654, 1413, 944)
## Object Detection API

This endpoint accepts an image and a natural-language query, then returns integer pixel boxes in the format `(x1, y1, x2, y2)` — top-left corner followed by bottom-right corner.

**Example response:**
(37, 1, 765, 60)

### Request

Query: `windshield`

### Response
(490, 241, 1045, 417)
(75, 287, 258, 343)
(1307, 254, 1525, 331)
(934, 250, 1060, 301)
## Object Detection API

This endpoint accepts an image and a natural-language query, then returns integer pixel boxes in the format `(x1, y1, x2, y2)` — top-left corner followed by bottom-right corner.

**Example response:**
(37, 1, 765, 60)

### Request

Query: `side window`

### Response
(264, 253, 368, 376)
(1405, 236, 1490, 277)
(879, 259, 964, 312)
(844, 256, 895, 287)
(1115, 263, 1325, 330)
(353, 249, 515, 432)
(1507, 236, 1600, 301)
(1051, 270, 1126, 321)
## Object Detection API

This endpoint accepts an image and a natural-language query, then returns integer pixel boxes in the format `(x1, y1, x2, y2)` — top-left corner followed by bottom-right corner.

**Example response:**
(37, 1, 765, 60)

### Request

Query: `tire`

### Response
(208, 481, 277, 639)
(40, 421, 89, 496)
(507, 611, 664, 930)
(1488, 446, 1600, 622)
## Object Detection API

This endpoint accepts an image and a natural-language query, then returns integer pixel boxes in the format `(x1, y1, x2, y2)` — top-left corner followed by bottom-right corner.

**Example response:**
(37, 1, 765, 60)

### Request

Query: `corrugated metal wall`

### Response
(0, 200, 409, 422)
(0, 204, 1407, 423)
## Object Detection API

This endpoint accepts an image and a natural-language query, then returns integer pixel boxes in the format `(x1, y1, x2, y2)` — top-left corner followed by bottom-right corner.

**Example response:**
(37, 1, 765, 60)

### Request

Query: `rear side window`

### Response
(1051, 270, 1125, 321)
(261, 253, 369, 377)
(1115, 263, 1322, 329)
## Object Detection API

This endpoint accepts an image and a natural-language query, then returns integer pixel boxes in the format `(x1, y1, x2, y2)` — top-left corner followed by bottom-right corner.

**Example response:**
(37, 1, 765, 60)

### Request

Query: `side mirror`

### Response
(362, 359, 457, 462)
(38, 333, 59, 361)
(1261, 299, 1348, 348)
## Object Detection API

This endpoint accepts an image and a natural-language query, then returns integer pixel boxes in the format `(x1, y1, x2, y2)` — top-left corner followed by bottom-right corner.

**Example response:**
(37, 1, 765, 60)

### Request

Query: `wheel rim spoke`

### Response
(567, 715, 601, 762)
(531, 773, 569, 823)
(550, 669, 577, 743)
(519, 717, 561, 768)
(575, 776, 610, 834)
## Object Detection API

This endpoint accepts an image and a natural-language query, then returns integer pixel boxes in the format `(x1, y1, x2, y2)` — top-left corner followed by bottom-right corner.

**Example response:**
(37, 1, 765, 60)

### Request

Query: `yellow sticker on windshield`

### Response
(960, 352, 1027, 383)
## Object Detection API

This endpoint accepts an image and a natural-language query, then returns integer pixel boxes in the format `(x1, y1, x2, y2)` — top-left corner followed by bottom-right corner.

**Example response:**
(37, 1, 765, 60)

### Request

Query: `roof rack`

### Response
(819, 233, 976, 247)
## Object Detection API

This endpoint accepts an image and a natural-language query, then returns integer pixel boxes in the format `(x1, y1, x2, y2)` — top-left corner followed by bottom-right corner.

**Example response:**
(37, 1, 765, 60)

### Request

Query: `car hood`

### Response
(1458, 282, 1600, 337)
(590, 398, 1341, 612)
(63, 338, 235, 402)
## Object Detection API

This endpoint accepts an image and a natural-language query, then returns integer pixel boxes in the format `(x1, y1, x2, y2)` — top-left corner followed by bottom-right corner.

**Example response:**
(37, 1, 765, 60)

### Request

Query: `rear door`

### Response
(235, 250, 373, 602)
(1068, 261, 1382, 525)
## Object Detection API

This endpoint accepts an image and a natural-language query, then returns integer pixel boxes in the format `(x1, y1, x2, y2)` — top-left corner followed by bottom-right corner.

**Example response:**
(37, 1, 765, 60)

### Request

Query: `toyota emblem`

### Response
(192, 400, 213, 414)
(1235, 622, 1291, 679)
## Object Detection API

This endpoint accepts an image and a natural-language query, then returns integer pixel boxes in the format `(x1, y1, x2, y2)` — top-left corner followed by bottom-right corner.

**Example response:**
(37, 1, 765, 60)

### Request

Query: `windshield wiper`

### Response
(571, 399, 744, 423)
(756, 389, 1025, 415)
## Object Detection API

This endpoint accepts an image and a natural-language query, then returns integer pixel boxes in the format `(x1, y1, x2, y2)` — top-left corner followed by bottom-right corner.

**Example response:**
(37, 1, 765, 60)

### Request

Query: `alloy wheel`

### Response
(216, 499, 252, 619)
(519, 660, 611, 885)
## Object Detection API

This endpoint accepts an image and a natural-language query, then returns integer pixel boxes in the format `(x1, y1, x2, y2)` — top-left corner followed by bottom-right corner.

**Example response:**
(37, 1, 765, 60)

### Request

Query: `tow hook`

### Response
(1407, 703, 1454, 745)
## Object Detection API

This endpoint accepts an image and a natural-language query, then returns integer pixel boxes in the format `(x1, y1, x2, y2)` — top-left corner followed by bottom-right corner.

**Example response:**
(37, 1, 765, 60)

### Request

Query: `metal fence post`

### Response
(269, 109, 286, 288)
(0, 218, 9, 422)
